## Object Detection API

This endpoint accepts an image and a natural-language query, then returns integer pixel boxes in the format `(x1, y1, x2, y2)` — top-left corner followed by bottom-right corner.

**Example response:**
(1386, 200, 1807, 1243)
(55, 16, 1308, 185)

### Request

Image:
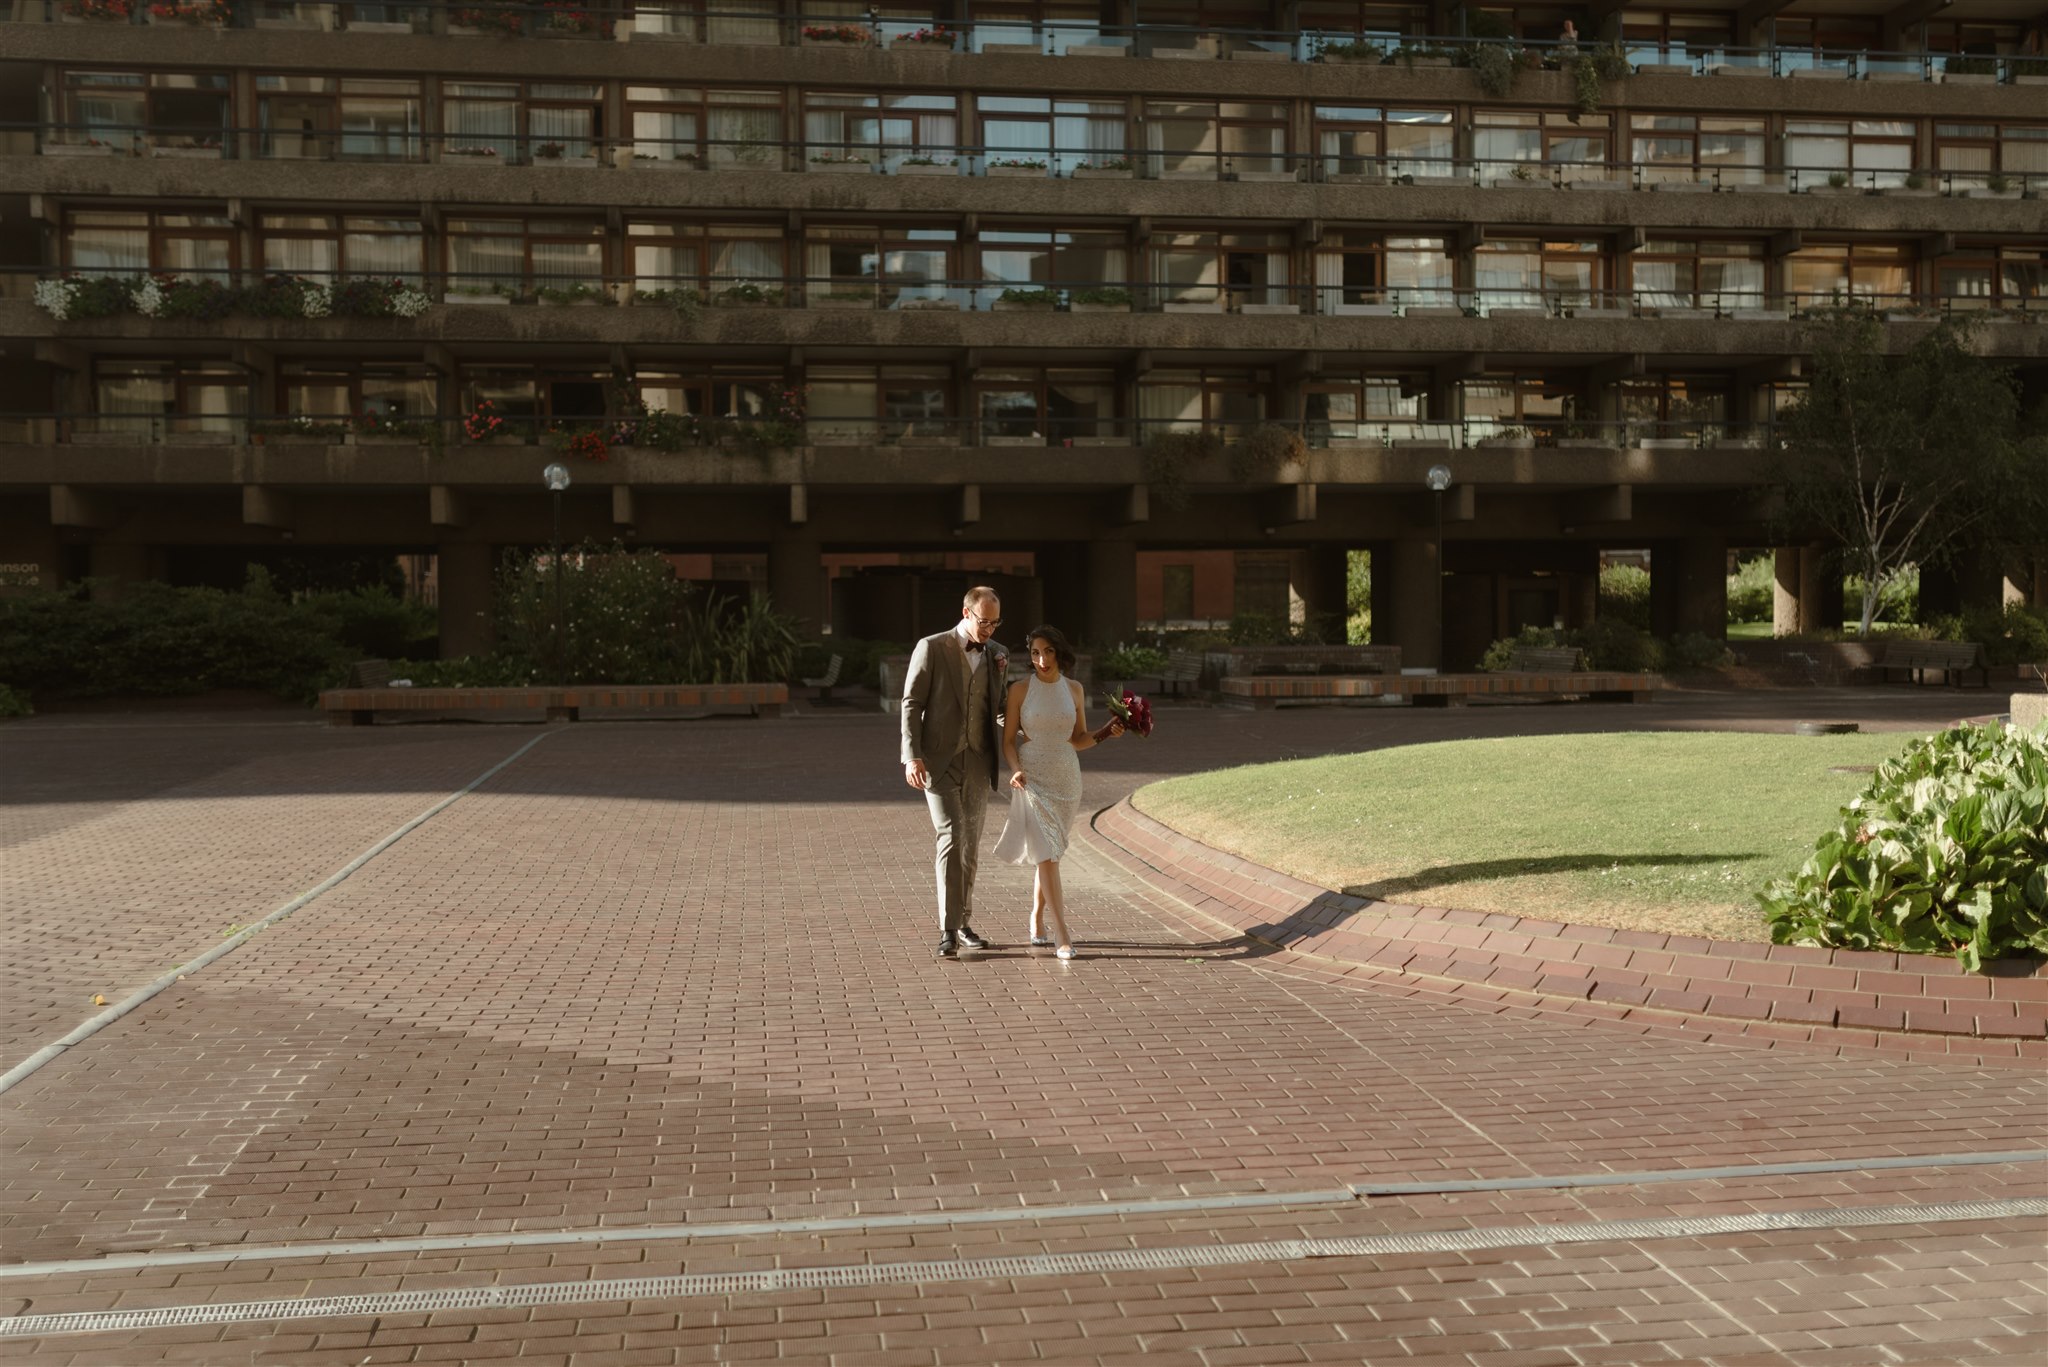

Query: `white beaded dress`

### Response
(992, 672, 1084, 865)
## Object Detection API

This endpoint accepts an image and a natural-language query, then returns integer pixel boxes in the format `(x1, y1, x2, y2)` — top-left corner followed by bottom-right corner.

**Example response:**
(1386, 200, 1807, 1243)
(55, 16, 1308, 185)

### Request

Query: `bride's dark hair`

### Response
(1024, 625, 1077, 675)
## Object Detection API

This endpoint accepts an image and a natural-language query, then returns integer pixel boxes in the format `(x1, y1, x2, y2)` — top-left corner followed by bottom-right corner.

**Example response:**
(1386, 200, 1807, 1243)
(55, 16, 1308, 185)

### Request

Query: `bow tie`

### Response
(964, 641, 985, 654)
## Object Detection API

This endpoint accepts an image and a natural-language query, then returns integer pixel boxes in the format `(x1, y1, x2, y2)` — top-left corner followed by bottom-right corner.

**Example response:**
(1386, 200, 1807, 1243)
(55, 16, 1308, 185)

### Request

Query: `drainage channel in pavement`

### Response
(6, 1197, 2041, 1340)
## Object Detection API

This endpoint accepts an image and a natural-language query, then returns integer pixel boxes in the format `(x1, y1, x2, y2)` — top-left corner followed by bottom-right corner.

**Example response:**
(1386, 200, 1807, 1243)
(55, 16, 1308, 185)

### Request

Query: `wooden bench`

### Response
(1209, 645, 1403, 678)
(1506, 646, 1585, 673)
(320, 683, 787, 725)
(1156, 649, 1205, 698)
(1219, 669, 1662, 709)
(1875, 639, 1989, 688)
(800, 653, 844, 702)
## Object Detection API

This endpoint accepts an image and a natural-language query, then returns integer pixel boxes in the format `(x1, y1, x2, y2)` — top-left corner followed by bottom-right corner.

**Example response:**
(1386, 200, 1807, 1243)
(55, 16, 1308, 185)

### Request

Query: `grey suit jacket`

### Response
(899, 628, 1009, 791)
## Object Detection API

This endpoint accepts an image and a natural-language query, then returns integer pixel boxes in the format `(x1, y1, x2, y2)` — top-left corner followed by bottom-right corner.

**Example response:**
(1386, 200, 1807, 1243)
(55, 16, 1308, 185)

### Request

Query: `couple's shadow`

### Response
(961, 935, 1276, 963)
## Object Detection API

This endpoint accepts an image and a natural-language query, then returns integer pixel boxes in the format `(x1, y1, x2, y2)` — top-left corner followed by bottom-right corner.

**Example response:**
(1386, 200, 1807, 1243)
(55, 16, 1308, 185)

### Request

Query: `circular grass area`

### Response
(1130, 730, 1928, 942)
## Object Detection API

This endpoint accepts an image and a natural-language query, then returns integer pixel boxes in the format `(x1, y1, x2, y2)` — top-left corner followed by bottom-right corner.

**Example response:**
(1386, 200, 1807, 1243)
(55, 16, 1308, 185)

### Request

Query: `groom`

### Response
(901, 586, 1009, 958)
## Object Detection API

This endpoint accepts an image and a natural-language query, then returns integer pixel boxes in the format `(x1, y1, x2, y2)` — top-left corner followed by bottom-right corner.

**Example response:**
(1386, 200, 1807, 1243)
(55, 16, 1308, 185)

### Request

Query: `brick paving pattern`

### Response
(1, 689, 2041, 1364)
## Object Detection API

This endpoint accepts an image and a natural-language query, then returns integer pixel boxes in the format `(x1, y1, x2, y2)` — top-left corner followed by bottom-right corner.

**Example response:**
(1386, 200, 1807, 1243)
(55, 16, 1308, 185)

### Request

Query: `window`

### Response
(1153, 232, 1292, 309)
(64, 209, 235, 283)
(805, 92, 958, 171)
(971, 3, 1100, 51)
(1934, 123, 2048, 189)
(1936, 245, 2044, 311)
(631, 0, 780, 44)
(1474, 239, 1606, 313)
(623, 222, 784, 297)
(975, 95, 1125, 172)
(1145, 101, 1287, 178)
(1474, 111, 1610, 178)
(1786, 243, 1916, 308)
(255, 75, 420, 161)
(1629, 239, 1766, 311)
(1630, 114, 1767, 186)
(1620, 11, 1732, 64)
(1303, 374, 1425, 444)
(280, 363, 436, 421)
(59, 70, 230, 151)
(1785, 119, 1919, 189)
(1619, 378, 1729, 444)
(461, 368, 611, 425)
(804, 225, 958, 306)
(90, 360, 246, 438)
(258, 214, 424, 284)
(1159, 564, 1196, 621)
(1311, 106, 1455, 177)
(1138, 369, 1268, 439)
(1459, 376, 1576, 437)
(1772, 16, 1878, 70)
(1299, 2, 1426, 43)
(444, 217, 605, 297)
(442, 81, 601, 164)
(975, 227, 1128, 302)
(1312, 231, 1451, 310)
(806, 365, 952, 443)
(630, 369, 787, 422)
(971, 368, 1118, 443)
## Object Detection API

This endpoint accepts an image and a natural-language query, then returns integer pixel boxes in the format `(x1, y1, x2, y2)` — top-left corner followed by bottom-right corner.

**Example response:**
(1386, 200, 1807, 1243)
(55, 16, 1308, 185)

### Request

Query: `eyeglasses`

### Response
(970, 614, 1002, 628)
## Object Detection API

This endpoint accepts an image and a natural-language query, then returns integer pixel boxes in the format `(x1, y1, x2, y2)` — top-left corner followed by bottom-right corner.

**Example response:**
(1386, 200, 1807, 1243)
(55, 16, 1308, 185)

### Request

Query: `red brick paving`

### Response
(1, 689, 2042, 1364)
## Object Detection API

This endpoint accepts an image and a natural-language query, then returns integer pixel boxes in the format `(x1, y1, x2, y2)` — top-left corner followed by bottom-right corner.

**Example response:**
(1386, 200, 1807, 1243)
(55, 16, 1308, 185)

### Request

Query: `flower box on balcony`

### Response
(1326, 172, 1389, 186)
(1647, 307, 1714, 319)
(801, 30, 871, 47)
(1404, 305, 1467, 318)
(345, 20, 415, 34)
(1707, 64, 1769, 77)
(443, 151, 504, 166)
(1942, 71, 1997, 85)
(895, 161, 958, 175)
(1332, 302, 1398, 316)
(1071, 165, 1134, 179)
(1561, 174, 1628, 191)
(1650, 180, 1713, 192)
(1150, 47, 1206, 60)
(1488, 307, 1549, 318)
(1478, 436, 1536, 449)
(809, 293, 875, 309)
(1230, 48, 1289, 62)
(984, 435, 1044, 446)
(992, 298, 1056, 312)
(983, 43, 1041, 56)
(890, 34, 957, 51)
(1235, 169, 1302, 183)
(152, 144, 223, 160)
(1726, 181, 1789, 194)
(1407, 173, 1472, 187)
(1069, 300, 1131, 314)
(1238, 303, 1300, 315)
(987, 163, 1048, 177)
(1163, 299, 1224, 313)
(444, 290, 512, 305)
(1570, 307, 1631, 320)
(897, 298, 960, 311)
(1067, 44, 1126, 58)
(44, 142, 118, 157)
(627, 155, 700, 170)
(1635, 63, 1692, 76)
(1556, 438, 1613, 448)
(808, 158, 873, 173)
(1491, 176, 1552, 190)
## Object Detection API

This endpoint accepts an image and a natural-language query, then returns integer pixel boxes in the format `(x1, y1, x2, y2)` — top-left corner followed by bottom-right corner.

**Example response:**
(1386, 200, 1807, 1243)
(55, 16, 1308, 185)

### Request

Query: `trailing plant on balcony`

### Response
(1140, 429, 1223, 511)
(153, 278, 237, 322)
(331, 278, 432, 319)
(1231, 423, 1308, 481)
(714, 281, 783, 305)
(251, 416, 352, 442)
(1943, 55, 1999, 76)
(451, 5, 524, 35)
(988, 157, 1049, 169)
(445, 144, 500, 159)
(1312, 38, 1384, 62)
(801, 23, 869, 43)
(355, 409, 445, 455)
(1070, 286, 1132, 307)
(895, 25, 956, 46)
(149, 0, 228, 23)
(61, 0, 133, 20)
(808, 150, 871, 164)
(549, 425, 610, 462)
(1073, 157, 1133, 171)
(996, 288, 1060, 307)
(1565, 39, 1633, 117)
(540, 2, 608, 37)
(533, 141, 567, 160)
(463, 400, 507, 442)
(1827, 169, 1851, 189)
(535, 281, 607, 305)
(899, 155, 957, 166)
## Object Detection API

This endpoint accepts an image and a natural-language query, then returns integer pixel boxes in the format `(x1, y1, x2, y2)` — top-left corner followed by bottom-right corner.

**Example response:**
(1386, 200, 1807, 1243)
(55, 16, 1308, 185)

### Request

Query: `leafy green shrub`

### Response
(1598, 563, 1651, 630)
(1577, 619, 1665, 671)
(387, 655, 540, 687)
(1925, 603, 2048, 666)
(1757, 723, 2048, 970)
(1665, 631, 1735, 671)
(297, 585, 438, 660)
(1845, 564, 1918, 625)
(1141, 429, 1223, 512)
(1479, 625, 1563, 671)
(1726, 555, 1775, 623)
(1100, 645, 1170, 679)
(0, 683, 31, 718)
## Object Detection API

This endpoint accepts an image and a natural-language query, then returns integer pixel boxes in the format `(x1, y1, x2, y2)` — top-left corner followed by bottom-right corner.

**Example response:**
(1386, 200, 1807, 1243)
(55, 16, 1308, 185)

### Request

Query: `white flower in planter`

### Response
(33, 278, 78, 320)
(389, 286, 431, 319)
(133, 276, 165, 317)
(300, 282, 332, 319)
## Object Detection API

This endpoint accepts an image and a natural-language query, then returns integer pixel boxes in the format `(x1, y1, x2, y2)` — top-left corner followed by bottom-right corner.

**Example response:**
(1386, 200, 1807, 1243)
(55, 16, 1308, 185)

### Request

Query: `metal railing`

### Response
(11, 6, 2046, 86)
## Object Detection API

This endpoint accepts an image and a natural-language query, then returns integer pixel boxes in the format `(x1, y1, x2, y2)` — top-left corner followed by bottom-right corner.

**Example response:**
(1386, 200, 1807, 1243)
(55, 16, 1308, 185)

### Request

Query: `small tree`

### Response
(1775, 312, 2045, 637)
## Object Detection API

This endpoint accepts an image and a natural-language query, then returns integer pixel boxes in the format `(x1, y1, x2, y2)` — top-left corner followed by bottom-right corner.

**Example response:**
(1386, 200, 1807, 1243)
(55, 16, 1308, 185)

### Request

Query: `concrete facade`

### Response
(2, 4, 2044, 664)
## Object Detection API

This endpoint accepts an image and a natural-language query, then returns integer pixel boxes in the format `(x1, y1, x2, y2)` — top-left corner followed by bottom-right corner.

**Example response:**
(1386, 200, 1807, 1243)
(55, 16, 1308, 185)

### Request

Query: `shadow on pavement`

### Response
(1343, 851, 1759, 902)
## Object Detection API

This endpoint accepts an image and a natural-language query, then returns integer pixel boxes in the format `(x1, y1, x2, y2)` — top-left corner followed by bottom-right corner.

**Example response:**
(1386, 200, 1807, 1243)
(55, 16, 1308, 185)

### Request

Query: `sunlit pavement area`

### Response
(1, 687, 2042, 1366)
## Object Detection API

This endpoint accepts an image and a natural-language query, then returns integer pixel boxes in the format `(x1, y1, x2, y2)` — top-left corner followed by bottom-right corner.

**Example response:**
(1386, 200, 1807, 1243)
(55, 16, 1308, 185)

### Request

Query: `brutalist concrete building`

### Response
(1, 1, 2043, 665)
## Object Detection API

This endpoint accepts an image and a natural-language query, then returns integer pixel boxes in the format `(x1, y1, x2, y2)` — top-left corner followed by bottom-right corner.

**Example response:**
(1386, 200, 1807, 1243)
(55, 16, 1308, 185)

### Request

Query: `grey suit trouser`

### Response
(925, 747, 993, 934)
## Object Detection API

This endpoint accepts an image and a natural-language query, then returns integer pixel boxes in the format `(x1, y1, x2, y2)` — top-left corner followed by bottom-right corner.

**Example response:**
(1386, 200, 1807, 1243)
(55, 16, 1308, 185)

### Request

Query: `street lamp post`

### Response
(543, 463, 572, 686)
(1425, 463, 1453, 671)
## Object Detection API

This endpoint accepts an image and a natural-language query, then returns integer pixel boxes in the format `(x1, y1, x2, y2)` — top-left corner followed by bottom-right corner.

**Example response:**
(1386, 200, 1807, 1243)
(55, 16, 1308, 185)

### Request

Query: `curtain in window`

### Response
(264, 238, 338, 281)
(73, 94, 144, 142)
(707, 0, 780, 45)
(1314, 252, 1344, 313)
(95, 372, 170, 438)
(529, 107, 595, 158)
(533, 241, 602, 288)
(713, 240, 781, 290)
(446, 99, 517, 158)
(709, 106, 781, 167)
(1139, 383, 1203, 433)
(70, 228, 148, 277)
(346, 230, 423, 283)
(633, 111, 697, 161)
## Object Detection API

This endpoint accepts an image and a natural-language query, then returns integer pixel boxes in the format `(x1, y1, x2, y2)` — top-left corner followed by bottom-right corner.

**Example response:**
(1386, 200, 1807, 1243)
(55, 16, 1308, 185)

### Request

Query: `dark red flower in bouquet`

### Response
(1099, 689, 1154, 739)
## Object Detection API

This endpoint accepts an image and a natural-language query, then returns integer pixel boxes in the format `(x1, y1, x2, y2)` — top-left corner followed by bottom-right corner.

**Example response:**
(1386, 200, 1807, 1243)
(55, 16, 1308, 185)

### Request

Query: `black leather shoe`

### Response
(955, 924, 990, 950)
(935, 935, 957, 959)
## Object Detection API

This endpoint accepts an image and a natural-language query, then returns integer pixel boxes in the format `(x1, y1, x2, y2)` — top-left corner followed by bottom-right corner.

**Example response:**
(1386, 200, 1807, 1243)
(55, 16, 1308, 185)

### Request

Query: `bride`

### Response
(991, 625, 1123, 959)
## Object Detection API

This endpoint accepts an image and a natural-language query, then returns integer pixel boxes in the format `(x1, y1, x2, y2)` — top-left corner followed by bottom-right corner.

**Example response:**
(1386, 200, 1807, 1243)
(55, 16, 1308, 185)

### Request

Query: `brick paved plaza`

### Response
(1, 689, 2043, 1366)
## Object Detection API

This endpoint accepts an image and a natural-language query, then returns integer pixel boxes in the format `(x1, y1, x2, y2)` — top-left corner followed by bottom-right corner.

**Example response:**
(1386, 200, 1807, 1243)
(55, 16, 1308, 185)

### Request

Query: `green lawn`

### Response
(1727, 620, 1774, 639)
(1131, 731, 1927, 941)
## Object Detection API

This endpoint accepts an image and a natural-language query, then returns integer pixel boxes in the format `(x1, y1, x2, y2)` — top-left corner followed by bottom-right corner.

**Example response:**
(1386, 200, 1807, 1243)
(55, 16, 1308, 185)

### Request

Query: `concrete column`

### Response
(1649, 536, 1728, 638)
(1085, 537, 1138, 647)
(767, 534, 825, 637)
(1772, 546, 1819, 636)
(86, 542, 154, 602)
(1294, 545, 1348, 640)
(1374, 538, 1440, 669)
(436, 541, 494, 659)
(1038, 541, 1089, 640)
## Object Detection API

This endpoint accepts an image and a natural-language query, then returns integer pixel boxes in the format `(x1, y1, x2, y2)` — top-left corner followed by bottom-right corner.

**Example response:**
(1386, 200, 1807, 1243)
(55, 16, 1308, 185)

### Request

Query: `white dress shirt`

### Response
(955, 619, 986, 674)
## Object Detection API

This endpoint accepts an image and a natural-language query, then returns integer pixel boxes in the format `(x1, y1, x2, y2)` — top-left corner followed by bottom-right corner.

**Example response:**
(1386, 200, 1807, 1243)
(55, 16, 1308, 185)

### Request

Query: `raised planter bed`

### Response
(986, 164, 1049, 177)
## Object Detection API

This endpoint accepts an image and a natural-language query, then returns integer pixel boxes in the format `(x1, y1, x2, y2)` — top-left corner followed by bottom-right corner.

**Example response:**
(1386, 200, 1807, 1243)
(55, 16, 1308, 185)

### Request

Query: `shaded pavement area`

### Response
(0, 687, 2042, 1365)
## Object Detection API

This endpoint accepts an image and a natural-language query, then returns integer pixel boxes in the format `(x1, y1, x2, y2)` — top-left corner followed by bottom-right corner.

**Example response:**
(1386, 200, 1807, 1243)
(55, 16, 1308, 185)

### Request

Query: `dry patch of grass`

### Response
(1131, 731, 1925, 941)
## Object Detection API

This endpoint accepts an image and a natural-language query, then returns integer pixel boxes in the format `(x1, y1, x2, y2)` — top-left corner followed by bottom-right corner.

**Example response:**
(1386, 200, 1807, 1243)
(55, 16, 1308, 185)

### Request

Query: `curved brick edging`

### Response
(1089, 797, 2048, 1067)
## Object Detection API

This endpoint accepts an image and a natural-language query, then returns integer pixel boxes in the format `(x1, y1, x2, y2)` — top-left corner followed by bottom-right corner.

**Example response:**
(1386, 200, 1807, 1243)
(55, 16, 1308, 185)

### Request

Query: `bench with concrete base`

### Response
(320, 683, 787, 725)
(1875, 639, 1989, 688)
(1207, 644, 1403, 678)
(1219, 669, 1662, 709)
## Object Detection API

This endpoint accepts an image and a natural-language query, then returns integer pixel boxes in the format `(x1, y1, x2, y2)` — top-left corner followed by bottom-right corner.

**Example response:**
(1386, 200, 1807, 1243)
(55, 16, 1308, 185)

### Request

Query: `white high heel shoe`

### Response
(1056, 944, 1075, 960)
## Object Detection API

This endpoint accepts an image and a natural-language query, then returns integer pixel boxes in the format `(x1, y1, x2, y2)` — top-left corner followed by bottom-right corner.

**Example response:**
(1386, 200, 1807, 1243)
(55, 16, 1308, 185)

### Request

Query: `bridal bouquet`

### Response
(1093, 689, 1154, 742)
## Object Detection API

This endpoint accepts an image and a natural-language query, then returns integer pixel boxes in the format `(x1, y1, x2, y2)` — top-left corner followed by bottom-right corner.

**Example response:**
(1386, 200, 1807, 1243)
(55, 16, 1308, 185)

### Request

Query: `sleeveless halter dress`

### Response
(992, 673, 1084, 865)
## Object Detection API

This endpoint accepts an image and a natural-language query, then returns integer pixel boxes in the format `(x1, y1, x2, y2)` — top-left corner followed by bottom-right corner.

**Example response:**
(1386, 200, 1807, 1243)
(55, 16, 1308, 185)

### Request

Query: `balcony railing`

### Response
(11, 6, 2048, 87)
